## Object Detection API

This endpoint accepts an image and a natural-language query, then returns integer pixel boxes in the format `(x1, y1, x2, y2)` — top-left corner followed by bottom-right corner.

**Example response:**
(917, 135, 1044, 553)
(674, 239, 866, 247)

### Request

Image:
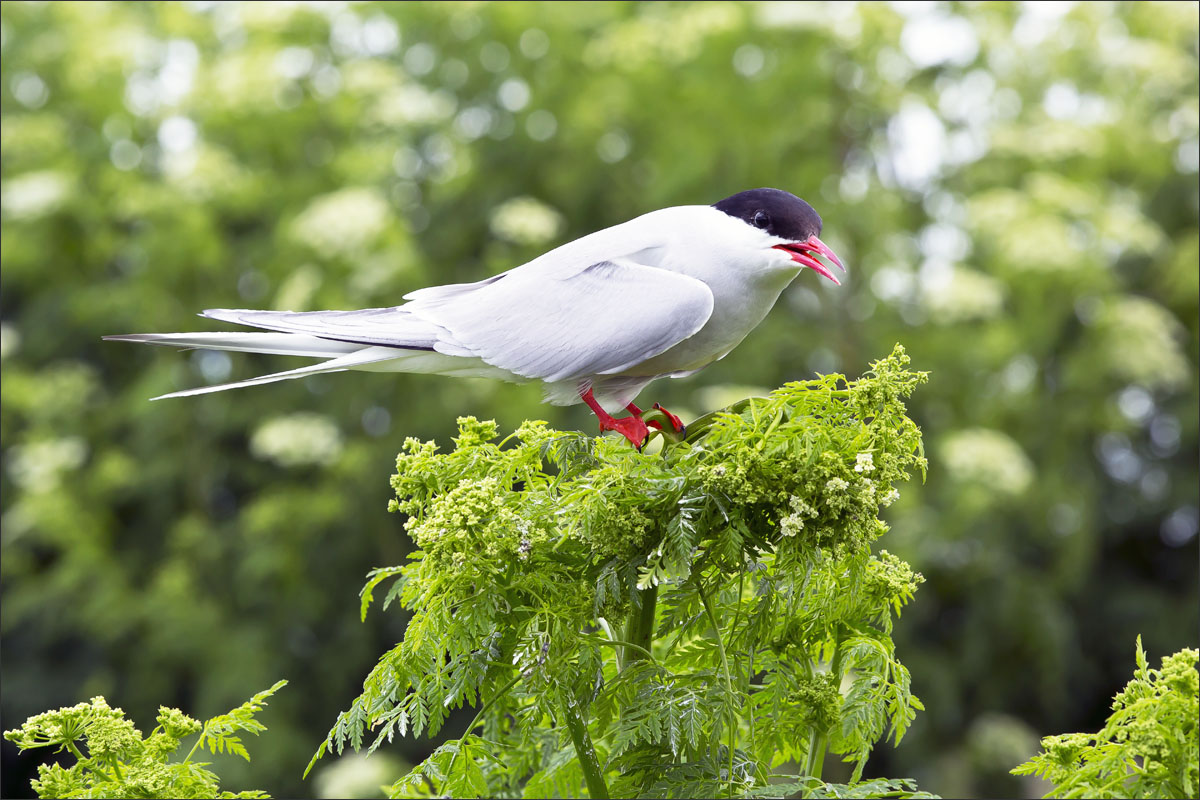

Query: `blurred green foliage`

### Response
(1012, 637, 1198, 799)
(1, 2, 1196, 798)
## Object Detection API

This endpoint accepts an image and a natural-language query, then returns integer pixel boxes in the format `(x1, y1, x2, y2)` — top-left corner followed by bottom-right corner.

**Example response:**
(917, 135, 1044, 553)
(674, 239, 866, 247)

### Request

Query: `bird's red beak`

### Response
(773, 235, 846, 285)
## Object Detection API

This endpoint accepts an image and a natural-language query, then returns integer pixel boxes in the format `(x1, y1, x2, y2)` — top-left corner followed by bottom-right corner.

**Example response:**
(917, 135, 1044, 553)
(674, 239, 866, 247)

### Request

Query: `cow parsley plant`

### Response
(1013, 638, 1199, 799)
(4, 680, 287, 799)
(312, 345, 935, 799)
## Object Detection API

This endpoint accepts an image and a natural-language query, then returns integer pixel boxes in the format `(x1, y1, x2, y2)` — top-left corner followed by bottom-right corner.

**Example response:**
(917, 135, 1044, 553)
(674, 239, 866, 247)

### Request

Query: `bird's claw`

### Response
(600, 415, 650, 450)
(651, 403, 686, 435)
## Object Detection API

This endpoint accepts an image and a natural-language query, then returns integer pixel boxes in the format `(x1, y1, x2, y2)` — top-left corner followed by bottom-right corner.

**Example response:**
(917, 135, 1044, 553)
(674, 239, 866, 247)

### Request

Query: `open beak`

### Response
(773, 235, 846, 285)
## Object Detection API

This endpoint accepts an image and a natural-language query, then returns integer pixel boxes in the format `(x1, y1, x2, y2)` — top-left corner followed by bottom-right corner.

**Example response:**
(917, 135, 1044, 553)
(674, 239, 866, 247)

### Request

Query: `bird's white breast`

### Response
(615, 206, 803, 377)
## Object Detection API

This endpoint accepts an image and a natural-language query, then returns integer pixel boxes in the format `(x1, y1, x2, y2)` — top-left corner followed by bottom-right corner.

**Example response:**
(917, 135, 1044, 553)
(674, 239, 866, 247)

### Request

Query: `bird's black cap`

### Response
(713, 188, 822, 242)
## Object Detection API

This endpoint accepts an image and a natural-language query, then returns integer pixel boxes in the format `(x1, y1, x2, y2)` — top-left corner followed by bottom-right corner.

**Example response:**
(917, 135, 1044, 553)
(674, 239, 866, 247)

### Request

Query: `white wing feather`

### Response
(198, 259, 714, 384)
(409, 259, 713, 382)
(103, 332, 359, 357)
(199, 307, 443, 349)
(149, 346, 402, 400)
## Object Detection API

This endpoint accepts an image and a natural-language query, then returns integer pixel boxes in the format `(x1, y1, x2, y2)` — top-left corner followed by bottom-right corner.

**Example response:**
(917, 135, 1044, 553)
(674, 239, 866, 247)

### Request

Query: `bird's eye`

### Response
(752, 210, 770, 229)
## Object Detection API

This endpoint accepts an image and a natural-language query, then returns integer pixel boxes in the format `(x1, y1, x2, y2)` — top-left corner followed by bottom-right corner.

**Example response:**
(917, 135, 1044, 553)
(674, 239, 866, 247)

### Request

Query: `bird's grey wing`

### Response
(407, 259, 715, 382)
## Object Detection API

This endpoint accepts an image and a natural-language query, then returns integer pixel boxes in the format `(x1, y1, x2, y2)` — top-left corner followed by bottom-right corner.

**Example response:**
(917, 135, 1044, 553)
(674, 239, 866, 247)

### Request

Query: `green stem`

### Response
(465, 672, 522, 736)
(830, 627, 845, 680)
(561, 696, 610, 799)
(803, 730, 827, 782)
(623, 584, 658, 670)
(593, 638, 657, 664)
(64, 739, 112, 784)
(697, 581, 737, 799)
(182, 728, 205, 765)
(445, 671, 523, 783)
(63, 739, 87, 763)
(803, 632, 841, 784)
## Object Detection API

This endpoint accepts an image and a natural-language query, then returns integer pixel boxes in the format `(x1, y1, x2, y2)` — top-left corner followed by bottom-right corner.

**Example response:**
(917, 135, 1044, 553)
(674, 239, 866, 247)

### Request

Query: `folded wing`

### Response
(202, 259, 714, 384)
(411, 259, 714, 382)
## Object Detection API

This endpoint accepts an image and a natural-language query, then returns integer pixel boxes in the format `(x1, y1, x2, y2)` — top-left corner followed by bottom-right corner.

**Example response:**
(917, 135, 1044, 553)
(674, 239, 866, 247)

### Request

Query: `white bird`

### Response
(106, 188, 844, 448)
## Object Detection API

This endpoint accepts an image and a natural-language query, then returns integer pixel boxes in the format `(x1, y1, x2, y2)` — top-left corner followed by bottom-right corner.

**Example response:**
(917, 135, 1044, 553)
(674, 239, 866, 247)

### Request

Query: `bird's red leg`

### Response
(581, 388, 649, 448)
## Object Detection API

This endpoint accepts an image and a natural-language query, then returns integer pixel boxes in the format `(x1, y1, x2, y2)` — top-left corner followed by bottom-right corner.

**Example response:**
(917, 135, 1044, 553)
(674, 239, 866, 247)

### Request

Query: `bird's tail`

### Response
(102, 332, 402, 400)
(102, 332, 361, 358)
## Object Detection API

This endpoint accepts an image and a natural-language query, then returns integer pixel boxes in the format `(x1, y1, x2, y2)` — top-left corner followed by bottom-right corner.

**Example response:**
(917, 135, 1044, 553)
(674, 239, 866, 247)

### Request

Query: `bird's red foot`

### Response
(623, 400, 685, 439)
(581, 388, 650, 449)
(652, 403, 685, 434)
(600, 415, 650, 449)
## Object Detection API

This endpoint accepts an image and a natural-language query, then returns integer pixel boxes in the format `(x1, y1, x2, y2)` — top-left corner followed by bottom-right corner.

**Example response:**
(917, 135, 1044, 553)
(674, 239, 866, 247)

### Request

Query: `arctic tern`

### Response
(106, 188, 845, 448)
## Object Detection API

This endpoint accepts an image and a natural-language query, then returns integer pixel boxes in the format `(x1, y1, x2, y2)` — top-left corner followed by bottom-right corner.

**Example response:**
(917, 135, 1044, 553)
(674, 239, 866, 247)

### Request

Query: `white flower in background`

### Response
(372, 84, 456, 127)
(0, 324, 19, 361)
(1090, 297, 1189, 391)
(271, 264, 322, 313)
(7, 437, 88, 492)
(250, 413, 342, 467)
(208, 50, 282, 111)
(289, 187, 392, 258)
(881, 488, 901, 507)
(164, 142, 250, 199)
(921, 267, 1005, 323)
(854, 452, 875, 473)
(582, 3, 737, 67)
(940, 428, 1033, 495)
(313, 752, 407, 800)
(1, 171, 72, 219)
(489, 196, 563, 246)
(859, 479, 876, 502)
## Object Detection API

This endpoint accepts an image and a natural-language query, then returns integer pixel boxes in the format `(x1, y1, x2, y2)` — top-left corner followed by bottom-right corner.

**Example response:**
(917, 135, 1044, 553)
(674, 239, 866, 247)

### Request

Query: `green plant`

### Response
(310, 345, 937, 798)
(4, 680, 287, 799)
(1012, 638, 1199, 799)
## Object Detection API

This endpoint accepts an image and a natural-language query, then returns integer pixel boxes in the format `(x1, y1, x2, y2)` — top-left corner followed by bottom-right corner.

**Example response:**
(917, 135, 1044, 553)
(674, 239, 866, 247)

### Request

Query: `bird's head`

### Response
(713, 188, 846, 285)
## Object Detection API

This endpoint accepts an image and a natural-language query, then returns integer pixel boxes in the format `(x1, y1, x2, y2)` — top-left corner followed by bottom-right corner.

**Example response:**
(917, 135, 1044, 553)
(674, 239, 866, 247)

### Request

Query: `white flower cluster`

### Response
(1094, 297, 1189, 391)
(825, 477, 849, 493)
(921, 267, 1006, 324)
(250, 412, 343, 467)
(780, 496, 818, 537)
(881, 488, 901, 507)
(289, 186, 393, 257)
(2, 170, 72, 220)
(940, 428, 1033, 495)
(489, 196, 564, 246)
(6, 436, 88, 492)
(854, 452, 875, 473)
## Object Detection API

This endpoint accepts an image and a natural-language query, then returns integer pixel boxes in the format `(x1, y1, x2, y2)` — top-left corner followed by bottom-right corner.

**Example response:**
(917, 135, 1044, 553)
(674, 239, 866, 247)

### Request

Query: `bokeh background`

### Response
(2, 1, 1197, 797)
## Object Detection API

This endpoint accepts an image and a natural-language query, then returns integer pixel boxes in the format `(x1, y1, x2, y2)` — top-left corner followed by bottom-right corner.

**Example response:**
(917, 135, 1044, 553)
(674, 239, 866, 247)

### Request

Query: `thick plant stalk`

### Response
(623, 584, 658, 668)
(804, 730, 827, 781)
(561, 697, 609, 799)
(698, 582, 738, 799)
